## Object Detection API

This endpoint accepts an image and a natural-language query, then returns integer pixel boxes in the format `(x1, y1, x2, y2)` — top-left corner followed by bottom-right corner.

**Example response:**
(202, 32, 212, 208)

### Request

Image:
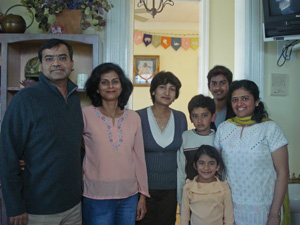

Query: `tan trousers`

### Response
(27, 202, 82, 225)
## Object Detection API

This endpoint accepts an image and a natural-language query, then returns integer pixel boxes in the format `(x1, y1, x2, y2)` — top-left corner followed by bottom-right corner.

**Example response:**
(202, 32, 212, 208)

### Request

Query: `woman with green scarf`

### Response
(214, 80, 289, 225)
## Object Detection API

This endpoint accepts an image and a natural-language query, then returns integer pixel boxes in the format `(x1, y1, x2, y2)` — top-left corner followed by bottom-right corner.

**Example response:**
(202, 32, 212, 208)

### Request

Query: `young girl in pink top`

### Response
(181, 145, 234, 225)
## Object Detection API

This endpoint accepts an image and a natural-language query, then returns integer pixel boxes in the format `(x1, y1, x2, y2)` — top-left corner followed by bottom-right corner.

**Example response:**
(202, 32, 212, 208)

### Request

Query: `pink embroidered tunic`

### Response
(82, 106, 149, 199)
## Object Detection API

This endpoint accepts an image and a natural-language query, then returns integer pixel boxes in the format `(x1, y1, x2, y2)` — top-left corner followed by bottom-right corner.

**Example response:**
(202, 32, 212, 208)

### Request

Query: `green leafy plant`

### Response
(20, 0, 114, 31)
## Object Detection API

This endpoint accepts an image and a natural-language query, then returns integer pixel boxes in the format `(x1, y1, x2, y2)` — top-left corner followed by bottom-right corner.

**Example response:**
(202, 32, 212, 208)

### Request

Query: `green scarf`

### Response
(227, 116, 271, 126)
(282, 189, 291, 225)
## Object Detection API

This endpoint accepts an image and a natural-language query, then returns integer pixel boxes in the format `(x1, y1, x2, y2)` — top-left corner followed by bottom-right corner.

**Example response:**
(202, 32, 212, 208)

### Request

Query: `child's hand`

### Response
(136, 195, 147, 221)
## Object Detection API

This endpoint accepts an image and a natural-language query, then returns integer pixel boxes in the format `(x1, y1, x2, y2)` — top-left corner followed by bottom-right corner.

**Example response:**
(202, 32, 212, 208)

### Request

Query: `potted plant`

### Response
(20, 0, 114, 32)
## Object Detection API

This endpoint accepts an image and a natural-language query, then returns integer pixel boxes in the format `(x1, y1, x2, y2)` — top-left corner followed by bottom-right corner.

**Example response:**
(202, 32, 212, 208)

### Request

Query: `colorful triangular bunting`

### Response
(161, 36, 171, 49)
(191, 38, 199, 50)
(152, 35, 161, 48)
(171, 38, 181, 51)
(182, 38, 190, 50)
(134, 32, 143, 45)
(143, 34, 152, 46)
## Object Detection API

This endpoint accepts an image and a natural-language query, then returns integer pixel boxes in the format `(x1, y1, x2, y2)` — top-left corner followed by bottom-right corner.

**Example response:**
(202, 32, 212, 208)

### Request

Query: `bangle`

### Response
(268, 213, 280, 219)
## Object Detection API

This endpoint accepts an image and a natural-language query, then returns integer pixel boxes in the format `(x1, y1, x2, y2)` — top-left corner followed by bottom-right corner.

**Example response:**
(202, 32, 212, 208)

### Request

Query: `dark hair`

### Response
(188, 94, 216, 115)
(38, 39, 73, 62)
(150, 71, 182, 103)
(193, 145, 221, 166)
(207, 65, 233, 85)
(228, 79, 268, 122)
(193, 145, 222, 179)
(85, 63, 133, 110)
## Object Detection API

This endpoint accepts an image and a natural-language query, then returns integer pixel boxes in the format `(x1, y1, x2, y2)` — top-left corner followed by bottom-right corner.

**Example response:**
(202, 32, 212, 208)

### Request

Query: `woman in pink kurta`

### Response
(82, 63, 149, 225)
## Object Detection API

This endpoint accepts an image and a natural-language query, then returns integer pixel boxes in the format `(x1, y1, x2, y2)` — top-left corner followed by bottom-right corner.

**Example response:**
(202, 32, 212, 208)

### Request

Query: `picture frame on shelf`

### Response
(133, 55, 160, 86)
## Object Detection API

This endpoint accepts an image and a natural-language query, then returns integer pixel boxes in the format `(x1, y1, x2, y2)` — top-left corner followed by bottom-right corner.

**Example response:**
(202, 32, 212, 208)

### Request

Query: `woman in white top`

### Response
(214, 79, 289, 225)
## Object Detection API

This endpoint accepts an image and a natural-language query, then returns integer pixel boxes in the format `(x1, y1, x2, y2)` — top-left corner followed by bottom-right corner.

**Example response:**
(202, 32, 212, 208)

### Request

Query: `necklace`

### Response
(98, 106, 123, 124)
(150, 106, 171, 132)
(95, 107, 128, 150)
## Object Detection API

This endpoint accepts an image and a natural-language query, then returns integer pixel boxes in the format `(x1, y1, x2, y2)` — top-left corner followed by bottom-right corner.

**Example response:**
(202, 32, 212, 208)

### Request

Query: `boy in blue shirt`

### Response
(207, 65, 233, 128)
(177, 94, 216, 208)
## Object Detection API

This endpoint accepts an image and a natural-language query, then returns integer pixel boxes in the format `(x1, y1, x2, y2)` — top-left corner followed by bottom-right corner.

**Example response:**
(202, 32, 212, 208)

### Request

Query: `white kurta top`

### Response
(214, 120, 288, 225)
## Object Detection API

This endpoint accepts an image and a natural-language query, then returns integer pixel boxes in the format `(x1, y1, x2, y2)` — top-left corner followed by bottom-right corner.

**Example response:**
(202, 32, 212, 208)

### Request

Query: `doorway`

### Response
(132, 0, 202, 129)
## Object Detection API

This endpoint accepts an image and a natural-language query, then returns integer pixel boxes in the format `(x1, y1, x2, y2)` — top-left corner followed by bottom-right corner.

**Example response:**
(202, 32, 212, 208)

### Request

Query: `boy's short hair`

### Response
(207, 65, 233, 85)
(188, 94, 216, 115)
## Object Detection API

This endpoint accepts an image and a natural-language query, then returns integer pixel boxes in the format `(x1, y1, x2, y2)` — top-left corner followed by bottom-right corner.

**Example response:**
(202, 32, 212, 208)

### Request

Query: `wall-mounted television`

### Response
(263, 0, 300, 41)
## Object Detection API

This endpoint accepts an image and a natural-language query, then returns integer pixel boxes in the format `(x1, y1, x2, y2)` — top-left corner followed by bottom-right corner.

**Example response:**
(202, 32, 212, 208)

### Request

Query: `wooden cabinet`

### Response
(0, 33, 101, 225)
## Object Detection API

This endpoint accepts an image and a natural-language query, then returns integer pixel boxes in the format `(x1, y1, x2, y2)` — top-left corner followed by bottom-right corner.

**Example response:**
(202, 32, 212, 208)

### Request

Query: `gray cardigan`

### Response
(137, 107, 187, 189)
(0, 74, 83, 217)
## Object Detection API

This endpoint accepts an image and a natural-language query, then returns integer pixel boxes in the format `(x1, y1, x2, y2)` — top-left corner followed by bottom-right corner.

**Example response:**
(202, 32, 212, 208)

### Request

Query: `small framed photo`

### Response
(133, 55, 160, 86)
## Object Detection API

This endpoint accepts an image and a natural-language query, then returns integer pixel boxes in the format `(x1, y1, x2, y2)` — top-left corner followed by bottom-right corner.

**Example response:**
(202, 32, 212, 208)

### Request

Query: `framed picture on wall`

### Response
(133, 55, 160, 86)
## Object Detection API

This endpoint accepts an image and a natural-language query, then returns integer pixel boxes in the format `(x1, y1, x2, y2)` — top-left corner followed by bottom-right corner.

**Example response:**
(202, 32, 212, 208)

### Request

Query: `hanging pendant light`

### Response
(137, 0, 175, 18)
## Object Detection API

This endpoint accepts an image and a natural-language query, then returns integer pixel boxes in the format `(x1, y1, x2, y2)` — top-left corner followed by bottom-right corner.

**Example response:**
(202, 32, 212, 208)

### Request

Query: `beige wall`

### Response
(209, 0, 235, 73)
(132, 30, 199, 129)
(264, 42, 300, 175)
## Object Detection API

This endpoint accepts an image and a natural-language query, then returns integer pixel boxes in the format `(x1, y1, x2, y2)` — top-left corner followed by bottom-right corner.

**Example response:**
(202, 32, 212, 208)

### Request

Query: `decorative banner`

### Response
(182, 38, 191, 50)
(161, 36, 171, 49)
(171, 37, 181, 51)
(190, 38, 199, 50)
(152, 35, 161, 48)
(134, 32, 143, 45)
(143, 34, 152, 46)
(134, 31, 199, 51)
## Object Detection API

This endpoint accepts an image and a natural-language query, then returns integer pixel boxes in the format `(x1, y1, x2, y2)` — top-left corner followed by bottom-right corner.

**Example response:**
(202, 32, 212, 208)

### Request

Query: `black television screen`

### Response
(269, 0, 300, 16)
(263, 0, 300, 41)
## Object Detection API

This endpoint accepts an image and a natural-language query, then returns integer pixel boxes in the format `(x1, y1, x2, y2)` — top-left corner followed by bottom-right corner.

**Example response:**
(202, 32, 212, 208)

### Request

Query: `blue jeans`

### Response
(82, 194, 138, 225)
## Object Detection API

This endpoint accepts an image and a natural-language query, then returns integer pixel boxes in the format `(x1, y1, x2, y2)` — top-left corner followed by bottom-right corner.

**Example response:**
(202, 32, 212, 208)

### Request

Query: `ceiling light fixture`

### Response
(137, 0, 175, 18)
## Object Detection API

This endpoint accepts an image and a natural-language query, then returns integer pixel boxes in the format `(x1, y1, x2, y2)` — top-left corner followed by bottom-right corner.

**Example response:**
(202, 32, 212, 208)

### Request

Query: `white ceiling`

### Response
(134, 0, 200, 30)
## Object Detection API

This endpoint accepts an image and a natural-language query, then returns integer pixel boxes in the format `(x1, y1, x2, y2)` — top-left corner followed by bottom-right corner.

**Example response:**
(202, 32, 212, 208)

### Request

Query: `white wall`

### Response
(264, 42, 300, 175)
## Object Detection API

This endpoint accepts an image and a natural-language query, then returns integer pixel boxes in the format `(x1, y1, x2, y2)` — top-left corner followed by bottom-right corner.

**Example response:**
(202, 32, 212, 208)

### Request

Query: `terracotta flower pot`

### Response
(55, 9, 82, 34)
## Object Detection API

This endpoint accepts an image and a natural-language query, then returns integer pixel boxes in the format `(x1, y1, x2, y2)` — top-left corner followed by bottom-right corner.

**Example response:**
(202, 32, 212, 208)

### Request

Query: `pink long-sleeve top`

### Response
(82, 106, 149, 199)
